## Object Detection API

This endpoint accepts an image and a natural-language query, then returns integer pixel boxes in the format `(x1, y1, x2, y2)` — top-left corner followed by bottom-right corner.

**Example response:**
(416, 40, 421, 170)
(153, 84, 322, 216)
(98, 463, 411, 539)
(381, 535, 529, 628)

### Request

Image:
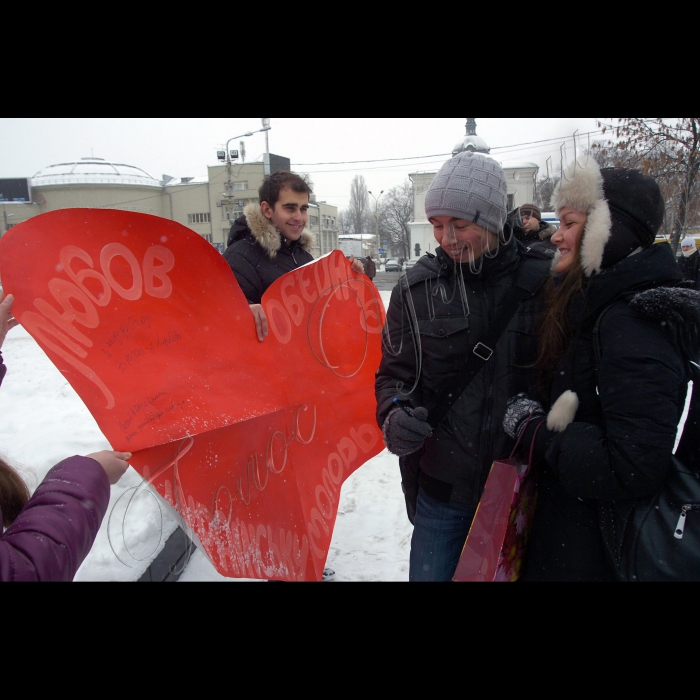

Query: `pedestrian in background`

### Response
(508, 203, 557, 257)
(679, 235, 700, 289)
(364, 256, 376, 282)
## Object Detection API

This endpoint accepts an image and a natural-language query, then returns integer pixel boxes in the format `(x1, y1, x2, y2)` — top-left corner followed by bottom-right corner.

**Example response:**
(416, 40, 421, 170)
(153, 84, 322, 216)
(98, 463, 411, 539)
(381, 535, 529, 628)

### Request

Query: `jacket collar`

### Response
(433, 236, 521, 280)
(243, 203, 315, 259)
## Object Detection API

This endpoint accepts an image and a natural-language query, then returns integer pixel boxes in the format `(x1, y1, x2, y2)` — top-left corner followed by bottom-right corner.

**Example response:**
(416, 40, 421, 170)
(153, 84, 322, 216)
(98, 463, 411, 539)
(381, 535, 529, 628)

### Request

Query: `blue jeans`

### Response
(409, 487, 477, 582)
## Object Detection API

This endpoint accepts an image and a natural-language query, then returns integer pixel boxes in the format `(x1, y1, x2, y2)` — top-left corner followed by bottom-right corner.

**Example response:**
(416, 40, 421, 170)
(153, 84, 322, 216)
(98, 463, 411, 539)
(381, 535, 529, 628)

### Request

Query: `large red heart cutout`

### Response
(0, 209, 385, 581)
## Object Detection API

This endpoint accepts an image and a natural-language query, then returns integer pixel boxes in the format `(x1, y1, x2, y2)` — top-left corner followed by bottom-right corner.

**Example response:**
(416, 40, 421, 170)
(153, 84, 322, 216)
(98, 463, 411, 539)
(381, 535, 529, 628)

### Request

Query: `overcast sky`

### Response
(0, 118, 602, 211)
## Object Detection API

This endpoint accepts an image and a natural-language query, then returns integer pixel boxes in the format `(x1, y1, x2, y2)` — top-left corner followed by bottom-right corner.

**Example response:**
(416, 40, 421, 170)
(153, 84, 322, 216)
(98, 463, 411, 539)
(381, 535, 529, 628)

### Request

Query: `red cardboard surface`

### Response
(0, 209, 385, 580)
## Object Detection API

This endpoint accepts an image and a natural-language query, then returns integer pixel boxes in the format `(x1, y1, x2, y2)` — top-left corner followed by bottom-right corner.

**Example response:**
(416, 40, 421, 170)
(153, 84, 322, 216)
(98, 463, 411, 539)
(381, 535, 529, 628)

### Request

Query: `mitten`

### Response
(503, 392, 545, 440)
(382, 406, 432, 456)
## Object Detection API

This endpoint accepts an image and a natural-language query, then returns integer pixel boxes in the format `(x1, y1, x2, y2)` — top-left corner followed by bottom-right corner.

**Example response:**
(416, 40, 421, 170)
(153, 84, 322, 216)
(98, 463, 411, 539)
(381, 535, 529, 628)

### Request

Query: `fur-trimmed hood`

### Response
(552, 159, 612, 278)
(552, 160, 664, 278)
(243, 202, 315, 259)
(630, 285, 700, 363)
(539, 220, 557, 241)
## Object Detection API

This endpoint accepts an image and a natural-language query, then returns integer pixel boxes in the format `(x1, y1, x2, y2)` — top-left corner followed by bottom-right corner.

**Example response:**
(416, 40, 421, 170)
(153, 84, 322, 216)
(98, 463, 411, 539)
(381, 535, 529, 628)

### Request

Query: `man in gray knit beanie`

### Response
(425, 152, 508, 238)
(375, 150, 549, 582)
(421, 152, 508, 265)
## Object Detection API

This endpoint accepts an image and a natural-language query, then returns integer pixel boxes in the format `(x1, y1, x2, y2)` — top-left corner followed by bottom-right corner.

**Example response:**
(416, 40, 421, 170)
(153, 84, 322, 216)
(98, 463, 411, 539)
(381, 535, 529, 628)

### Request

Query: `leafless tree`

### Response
(596, 118, 700, 251)
(337, 209, 353, 237)
(378, 181, 414, 258)
(348, 175, 372, 236)
(534, 174, 560, 211)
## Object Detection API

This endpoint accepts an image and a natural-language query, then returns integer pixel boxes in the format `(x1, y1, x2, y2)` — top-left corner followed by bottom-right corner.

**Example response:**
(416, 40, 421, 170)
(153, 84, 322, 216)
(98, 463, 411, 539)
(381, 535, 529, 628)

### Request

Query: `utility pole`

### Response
(262, 118, 270, 153)
(368, 190, 384, 259)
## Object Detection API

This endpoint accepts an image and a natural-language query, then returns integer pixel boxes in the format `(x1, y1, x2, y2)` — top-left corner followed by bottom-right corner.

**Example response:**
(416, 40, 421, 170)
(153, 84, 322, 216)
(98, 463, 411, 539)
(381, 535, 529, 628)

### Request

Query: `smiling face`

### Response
(551, 207, 587, 274)
(261, 187, 309, 244)
(430, 216, 499, 263)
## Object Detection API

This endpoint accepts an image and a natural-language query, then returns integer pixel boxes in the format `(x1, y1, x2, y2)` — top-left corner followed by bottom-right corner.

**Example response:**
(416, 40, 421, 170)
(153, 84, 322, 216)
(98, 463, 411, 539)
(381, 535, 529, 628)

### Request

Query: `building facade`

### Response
(0, 156, 338, 258)
(408, 119, 539, 259)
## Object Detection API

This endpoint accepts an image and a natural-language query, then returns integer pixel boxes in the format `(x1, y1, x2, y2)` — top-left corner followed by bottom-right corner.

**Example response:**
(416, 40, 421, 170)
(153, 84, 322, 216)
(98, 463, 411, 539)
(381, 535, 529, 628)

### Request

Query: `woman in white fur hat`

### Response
(679, 235, 700, 290)
(502, 159, 700, 581)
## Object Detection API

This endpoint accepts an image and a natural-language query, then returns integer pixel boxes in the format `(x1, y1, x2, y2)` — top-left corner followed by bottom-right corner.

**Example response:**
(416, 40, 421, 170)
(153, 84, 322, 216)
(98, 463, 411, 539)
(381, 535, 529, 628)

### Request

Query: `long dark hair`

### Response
(534, 246, 586, 399)
(0, 455, 30, 528)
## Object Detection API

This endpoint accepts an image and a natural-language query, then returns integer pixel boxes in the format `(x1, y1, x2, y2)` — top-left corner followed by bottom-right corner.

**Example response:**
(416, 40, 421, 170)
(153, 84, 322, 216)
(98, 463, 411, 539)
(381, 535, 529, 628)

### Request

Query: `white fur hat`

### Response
(553, 160, 664, 277)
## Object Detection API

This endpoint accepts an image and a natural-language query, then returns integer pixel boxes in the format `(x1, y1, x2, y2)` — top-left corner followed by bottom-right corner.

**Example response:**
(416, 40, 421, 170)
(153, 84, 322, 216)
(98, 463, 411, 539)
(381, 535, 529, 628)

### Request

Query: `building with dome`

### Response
(452, 118, 491, 156)
(407, 119, 539, 259)
(0, 155, 338, 258)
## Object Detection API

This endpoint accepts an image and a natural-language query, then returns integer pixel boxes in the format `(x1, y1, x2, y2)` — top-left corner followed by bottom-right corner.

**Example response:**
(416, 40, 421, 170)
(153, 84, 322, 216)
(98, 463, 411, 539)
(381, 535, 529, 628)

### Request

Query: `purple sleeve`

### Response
(0, 456, 110, 581)
(0, 351, 6, 388)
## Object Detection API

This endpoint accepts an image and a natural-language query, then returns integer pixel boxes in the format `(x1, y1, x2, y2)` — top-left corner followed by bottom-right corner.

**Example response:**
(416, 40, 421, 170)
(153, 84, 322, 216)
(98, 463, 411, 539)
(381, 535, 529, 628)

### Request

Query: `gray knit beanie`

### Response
(424, 152, 508, 236)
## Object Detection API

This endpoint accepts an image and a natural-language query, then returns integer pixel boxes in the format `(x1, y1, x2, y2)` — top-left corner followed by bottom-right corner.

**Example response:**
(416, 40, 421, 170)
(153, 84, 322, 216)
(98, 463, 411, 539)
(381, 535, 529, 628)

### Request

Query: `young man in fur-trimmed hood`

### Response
(224, 170, 363, 341)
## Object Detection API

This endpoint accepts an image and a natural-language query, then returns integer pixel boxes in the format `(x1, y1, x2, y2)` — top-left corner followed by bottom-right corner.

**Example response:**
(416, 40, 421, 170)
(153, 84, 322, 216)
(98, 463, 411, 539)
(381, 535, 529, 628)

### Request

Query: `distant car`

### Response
(540, 212, 560, 230)
(384, 259, 400, 272)
(402, 259, 419, 273)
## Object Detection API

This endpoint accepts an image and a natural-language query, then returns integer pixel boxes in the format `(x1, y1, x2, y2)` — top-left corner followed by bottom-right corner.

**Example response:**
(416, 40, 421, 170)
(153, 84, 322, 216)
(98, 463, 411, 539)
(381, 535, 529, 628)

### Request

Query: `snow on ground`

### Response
(0, 290, 412, 581)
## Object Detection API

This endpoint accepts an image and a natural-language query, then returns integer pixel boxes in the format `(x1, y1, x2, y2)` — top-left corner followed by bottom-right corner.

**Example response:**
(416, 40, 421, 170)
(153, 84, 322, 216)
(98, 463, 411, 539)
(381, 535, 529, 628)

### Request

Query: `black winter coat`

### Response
(523, 243, 695, 581)
(223, 204, 315, 304)
(678, 248, 700, 290)
(375, 240, 547, 507)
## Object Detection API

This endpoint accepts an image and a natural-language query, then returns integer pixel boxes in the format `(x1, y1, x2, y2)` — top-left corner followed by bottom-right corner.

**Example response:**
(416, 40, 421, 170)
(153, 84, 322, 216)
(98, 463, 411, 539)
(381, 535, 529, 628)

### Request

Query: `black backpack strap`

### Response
(427, 252, 551, 429)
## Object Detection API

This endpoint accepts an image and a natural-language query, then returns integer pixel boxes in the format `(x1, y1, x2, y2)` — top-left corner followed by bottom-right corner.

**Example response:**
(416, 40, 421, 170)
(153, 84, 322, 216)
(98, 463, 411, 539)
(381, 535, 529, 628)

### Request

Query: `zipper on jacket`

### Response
(674, 504, 699, 539)
(478, 285, 495, 472)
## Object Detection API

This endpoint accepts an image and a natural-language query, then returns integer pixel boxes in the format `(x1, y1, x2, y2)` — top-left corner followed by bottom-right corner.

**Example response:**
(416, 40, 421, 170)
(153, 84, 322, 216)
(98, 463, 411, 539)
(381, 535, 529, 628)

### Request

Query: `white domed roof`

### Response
(453, 134, 491, 155)
(452, 118, 490, 155)
(32, 157, 162, 188)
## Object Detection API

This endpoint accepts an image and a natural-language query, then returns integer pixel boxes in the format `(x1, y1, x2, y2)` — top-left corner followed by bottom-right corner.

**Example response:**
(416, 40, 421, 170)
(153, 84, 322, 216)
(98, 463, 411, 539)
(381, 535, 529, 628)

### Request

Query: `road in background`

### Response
(372, 270, 401, 292)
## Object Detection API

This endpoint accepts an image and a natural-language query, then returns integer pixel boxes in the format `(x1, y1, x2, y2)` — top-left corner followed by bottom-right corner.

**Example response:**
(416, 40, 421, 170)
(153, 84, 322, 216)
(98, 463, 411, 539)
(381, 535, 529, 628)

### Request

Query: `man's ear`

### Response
(260, 200, 273, 220)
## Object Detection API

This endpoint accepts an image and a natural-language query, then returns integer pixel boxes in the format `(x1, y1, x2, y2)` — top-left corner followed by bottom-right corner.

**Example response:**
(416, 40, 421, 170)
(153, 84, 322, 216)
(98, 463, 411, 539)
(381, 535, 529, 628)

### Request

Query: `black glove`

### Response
(382, 406, 432, 457)
(503, 393, 546, 440)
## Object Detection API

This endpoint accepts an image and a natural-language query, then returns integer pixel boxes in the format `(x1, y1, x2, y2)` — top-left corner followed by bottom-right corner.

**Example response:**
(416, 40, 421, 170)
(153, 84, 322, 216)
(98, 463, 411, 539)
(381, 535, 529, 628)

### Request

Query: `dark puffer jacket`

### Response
(375, 240, 547, 507)
(223, 203, 315, 304)
(523, 244, 698, 581)
(678, 248, 700, 290)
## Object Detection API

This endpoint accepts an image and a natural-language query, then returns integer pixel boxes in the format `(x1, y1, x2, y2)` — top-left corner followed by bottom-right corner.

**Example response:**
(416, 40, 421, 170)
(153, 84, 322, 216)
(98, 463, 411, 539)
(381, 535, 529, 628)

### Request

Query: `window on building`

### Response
(232, 182, 248, 191)
(188, 213, 211, 224)
(309, 215, 319, 226)
(201, 233, 213, 243)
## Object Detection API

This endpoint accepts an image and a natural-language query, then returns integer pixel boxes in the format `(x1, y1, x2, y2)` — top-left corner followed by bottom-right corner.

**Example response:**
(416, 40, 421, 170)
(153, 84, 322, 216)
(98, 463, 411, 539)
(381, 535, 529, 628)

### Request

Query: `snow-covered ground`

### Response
(0, 290, 413, 581)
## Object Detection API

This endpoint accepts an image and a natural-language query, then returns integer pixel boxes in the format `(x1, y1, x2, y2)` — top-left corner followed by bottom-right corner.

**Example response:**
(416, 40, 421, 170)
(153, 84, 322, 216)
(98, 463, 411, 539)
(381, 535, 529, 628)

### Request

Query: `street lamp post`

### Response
(221, 124, 271, 233)
(368, 190, 383, 260)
